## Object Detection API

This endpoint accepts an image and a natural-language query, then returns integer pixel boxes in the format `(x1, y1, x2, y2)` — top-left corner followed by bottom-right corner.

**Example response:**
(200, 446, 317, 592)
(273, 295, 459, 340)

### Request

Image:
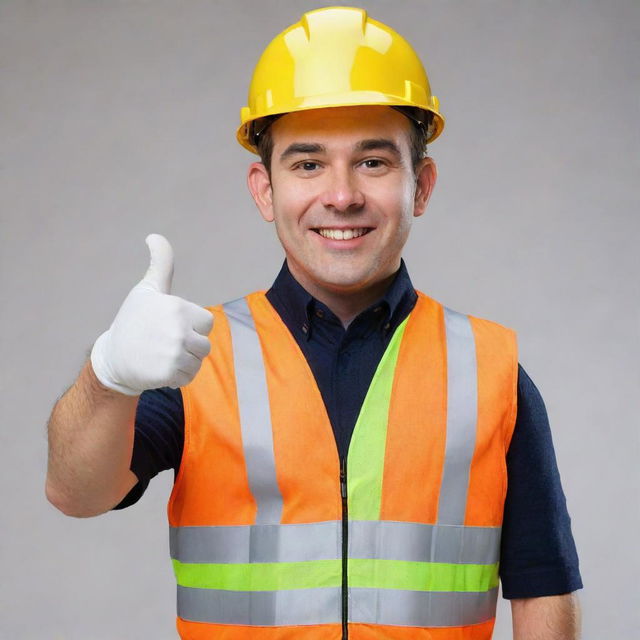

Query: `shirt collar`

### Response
(266, 258, 417, 338)
(267, 260, 316, 337)
(375, 258, 416, 325)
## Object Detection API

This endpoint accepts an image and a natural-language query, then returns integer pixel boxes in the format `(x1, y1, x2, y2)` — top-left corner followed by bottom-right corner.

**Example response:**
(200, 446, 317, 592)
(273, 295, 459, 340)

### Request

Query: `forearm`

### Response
(46, 359, 139, 517)
(511, 593, 581, 640)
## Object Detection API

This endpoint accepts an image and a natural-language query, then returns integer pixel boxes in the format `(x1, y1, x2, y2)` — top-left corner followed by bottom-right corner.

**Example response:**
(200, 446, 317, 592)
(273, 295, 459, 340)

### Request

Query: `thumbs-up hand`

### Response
(90, 234, 214, 396)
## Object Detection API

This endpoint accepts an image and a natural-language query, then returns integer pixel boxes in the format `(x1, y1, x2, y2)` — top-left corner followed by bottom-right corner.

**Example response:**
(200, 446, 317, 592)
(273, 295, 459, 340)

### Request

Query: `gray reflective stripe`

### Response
(350, 586, 498, 627)
(170, 521, 341, 563)
(177, 585, 497, 627)
(438, 307, 478, 525)
(223, 297, 283, 525)
(177, 585, 342, 625)
(171, 520, 500, 565)
(350, 520, 500, 564)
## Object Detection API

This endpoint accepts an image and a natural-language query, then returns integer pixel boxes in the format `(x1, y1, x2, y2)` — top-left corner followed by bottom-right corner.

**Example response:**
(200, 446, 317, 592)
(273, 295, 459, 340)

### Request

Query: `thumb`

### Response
(142, 233, 174, 294)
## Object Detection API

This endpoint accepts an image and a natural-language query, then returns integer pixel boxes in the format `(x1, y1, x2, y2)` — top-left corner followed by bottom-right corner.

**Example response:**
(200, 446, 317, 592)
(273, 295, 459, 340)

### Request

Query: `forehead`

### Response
(270, 105, 412, 152)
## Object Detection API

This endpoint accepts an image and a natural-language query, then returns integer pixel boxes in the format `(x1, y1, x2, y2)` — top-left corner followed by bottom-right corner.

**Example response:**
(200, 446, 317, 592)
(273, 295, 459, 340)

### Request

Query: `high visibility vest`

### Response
(168, 290, 518, 640)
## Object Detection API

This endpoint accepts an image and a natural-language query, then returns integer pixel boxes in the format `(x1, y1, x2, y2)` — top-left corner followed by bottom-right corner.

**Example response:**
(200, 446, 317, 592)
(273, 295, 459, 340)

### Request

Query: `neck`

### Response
(287, 261, 398, 328)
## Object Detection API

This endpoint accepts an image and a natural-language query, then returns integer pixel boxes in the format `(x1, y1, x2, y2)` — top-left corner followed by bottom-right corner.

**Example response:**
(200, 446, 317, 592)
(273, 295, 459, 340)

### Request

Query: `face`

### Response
(247, 105, 437, 300)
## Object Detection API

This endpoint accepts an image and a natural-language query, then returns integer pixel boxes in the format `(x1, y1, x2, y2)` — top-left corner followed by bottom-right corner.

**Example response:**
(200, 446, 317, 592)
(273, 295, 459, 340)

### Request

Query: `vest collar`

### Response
(266, 258, 418, 341)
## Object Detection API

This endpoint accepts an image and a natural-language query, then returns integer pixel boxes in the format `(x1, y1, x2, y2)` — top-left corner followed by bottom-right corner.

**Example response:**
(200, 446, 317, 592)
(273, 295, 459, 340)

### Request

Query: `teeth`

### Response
(317, 228, 368, 240)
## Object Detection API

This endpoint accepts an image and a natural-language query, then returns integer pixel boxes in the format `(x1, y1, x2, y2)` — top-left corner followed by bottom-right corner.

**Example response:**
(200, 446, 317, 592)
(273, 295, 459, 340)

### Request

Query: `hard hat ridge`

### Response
(237, 6, 445, 153)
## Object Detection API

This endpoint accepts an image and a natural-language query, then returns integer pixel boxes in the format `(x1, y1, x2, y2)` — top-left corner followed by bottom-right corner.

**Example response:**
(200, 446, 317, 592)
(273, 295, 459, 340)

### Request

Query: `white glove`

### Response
(90, 234, 214, 396)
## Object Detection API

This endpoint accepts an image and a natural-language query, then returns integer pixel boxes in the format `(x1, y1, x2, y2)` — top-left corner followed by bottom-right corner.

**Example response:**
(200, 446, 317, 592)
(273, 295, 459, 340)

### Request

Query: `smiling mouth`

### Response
(312, 227, 373, 240)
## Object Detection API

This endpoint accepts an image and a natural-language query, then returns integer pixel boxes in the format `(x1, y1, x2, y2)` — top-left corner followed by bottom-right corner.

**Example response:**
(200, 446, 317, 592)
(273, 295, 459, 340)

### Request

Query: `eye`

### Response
(360, 158, 388, 170)
(294, 161, 321, 172)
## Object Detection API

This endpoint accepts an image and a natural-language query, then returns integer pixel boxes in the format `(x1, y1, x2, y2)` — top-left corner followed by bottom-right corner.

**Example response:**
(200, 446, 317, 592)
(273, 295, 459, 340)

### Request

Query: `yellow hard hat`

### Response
(237, 6, 445, 153)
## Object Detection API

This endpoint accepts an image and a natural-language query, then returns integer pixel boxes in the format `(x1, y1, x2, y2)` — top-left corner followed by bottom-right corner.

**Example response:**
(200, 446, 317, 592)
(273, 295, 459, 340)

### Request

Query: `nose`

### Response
(319, 165, 365, 212)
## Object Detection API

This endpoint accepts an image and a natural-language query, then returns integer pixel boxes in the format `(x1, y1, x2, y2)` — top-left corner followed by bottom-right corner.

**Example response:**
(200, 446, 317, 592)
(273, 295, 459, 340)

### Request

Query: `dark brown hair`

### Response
(254, 110, 430, 180)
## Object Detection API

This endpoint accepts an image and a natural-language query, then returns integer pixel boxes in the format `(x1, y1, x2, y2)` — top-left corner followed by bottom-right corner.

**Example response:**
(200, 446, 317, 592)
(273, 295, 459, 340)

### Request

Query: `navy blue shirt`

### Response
(115, 259, 582, 600)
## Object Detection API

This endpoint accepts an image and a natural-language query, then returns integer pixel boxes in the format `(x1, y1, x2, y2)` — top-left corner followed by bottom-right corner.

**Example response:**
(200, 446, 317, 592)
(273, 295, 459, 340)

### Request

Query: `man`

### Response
(46, 6, 582, 639)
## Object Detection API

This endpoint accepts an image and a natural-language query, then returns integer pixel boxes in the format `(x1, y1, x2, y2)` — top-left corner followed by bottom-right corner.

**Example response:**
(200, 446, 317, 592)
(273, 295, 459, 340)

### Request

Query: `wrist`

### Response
(90, 331, 141, 397)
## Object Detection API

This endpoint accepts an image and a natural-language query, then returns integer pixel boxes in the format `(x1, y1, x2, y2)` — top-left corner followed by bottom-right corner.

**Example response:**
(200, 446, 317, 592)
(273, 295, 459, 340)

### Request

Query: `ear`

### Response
(247, 162, 274, 222)
(413, 157, 437, 218)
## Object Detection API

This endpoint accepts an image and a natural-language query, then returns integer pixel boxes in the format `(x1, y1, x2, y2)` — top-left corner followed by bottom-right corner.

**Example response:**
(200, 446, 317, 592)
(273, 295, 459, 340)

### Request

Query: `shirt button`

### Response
(302, 324, 309, 333)
(374, 306, 382, 313)
(384, 322, 391, 331)
(315, 309, 324, 318)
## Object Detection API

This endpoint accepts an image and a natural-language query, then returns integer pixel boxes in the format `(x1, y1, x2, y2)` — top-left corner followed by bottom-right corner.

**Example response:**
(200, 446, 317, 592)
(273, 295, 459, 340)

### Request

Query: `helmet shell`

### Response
(237, 6, 445, 153)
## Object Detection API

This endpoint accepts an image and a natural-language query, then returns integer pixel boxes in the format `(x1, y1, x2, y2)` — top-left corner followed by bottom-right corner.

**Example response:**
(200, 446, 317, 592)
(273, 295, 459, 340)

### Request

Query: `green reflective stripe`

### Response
(349, 559, 499, 592)
(348, 317, 409, 520)
(172, 558, 342, 591)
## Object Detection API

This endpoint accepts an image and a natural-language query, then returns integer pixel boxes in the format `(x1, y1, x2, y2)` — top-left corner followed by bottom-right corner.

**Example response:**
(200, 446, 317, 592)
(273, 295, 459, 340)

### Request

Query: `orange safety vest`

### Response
(168, 290, 518, 640)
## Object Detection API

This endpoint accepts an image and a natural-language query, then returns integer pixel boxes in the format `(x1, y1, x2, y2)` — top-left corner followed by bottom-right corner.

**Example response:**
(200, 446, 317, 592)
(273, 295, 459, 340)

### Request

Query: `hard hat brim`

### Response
(237, 95, 445, 154)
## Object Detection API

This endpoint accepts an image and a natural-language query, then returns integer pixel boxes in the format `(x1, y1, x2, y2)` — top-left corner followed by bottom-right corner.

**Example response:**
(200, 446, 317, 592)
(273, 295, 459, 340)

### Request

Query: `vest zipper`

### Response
(340, 456, 349, 640)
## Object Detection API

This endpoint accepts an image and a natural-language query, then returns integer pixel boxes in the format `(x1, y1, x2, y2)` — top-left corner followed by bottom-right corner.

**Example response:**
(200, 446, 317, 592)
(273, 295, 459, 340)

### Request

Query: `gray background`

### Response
(2, 0, 638, 637)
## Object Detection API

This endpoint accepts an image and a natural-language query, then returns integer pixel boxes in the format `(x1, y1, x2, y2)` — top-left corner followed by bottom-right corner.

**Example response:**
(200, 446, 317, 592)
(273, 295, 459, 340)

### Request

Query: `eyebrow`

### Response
(354, 138, 402, 159)
(280, 143, 326, 162)
(279, 138, 402, 163)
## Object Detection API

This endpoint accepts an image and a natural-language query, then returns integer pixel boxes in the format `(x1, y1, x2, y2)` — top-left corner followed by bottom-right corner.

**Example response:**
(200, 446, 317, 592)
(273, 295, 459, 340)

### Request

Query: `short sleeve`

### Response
(111, 387, 184, 510)
(499, 364, 583, 598)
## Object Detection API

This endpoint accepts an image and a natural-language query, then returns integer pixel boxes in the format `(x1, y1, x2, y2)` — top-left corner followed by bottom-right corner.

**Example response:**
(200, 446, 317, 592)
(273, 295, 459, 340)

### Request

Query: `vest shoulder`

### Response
(414, 290, 517, 335)
(203, 291, 268, 315)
